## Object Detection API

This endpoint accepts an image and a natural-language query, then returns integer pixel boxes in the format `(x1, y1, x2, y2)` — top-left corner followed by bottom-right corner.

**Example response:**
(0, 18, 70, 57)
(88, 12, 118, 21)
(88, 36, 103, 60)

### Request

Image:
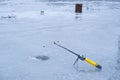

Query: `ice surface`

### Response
(0, 0, 120, 80)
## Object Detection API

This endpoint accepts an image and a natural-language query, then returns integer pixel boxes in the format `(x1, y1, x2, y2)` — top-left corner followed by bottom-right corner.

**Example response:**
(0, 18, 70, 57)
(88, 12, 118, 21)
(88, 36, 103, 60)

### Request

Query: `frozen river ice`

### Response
(0, 0, 120, 80)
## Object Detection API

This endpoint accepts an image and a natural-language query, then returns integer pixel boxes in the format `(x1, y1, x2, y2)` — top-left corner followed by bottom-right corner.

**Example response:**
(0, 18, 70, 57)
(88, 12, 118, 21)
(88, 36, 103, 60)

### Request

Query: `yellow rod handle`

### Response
(85, 58, 102, 69)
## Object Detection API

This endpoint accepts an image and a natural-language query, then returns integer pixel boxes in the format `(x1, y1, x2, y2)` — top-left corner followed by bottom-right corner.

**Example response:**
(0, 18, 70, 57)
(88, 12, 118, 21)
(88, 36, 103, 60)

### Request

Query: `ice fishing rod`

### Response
(54, 42, 102, 70)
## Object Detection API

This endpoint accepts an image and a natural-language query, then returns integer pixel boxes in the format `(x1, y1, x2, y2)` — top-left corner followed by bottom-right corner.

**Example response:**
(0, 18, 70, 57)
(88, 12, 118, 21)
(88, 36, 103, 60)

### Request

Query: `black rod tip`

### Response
(96, 65, 102, 70)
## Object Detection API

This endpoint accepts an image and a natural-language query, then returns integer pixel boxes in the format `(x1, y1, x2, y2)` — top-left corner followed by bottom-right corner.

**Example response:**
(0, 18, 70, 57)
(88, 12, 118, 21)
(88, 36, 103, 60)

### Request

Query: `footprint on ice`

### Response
(34, 55, 50, 61)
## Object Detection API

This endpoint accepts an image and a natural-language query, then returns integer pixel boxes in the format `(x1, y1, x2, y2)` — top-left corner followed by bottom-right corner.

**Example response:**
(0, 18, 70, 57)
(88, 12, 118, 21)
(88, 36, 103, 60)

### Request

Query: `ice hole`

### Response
(35, 55, 50, 61)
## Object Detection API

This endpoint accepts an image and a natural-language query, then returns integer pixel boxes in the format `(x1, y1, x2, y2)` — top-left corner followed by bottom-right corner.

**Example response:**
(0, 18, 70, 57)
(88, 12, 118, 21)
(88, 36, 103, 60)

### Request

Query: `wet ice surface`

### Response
(108, 39, 120, 80)
(0, 0, 120, 80)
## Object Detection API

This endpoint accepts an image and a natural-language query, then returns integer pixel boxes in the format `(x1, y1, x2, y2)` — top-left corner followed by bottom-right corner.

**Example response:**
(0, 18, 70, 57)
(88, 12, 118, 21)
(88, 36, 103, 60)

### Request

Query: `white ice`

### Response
(0, 0, 120, 80)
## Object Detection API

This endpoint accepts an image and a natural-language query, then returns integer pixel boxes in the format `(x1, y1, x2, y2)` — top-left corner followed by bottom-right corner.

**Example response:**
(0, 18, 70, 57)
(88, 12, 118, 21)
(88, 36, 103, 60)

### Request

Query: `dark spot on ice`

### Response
(1, 15, 16, 19)
(40, 11, 44, 15)
(35, 55, 49, 61)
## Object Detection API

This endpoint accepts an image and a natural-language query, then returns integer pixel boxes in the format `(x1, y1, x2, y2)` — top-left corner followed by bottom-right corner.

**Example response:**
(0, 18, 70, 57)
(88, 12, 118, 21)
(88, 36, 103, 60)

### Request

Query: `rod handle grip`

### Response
(85, 58, 102, 69)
